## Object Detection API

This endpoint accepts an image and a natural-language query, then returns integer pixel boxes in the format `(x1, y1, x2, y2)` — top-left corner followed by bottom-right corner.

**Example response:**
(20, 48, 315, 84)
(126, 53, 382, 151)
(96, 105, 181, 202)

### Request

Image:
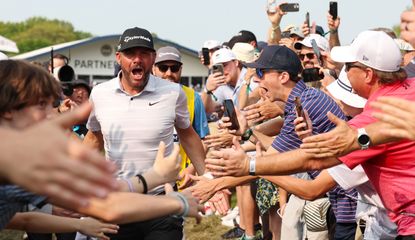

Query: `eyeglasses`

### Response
(345, 63, 365, 72)
(298, 53, 316, 61)
(157, 64, 181, 73)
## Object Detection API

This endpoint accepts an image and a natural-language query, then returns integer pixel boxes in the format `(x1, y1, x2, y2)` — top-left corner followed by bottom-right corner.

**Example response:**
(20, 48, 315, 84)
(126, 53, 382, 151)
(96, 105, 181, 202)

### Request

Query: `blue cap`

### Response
(244, 45, 302, 76)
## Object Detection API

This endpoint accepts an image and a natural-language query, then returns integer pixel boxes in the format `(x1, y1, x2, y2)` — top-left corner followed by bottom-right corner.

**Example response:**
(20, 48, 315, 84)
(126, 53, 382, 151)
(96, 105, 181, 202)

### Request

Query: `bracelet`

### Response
(241, 128, 253, 141)
(170, 192, 190, 218)
(136, 174, 148, 194)
(122, 178, 134, 192)
(330, 29, 338, 34)
(249, 156, 256, 176)
(271, 25, 280, 31)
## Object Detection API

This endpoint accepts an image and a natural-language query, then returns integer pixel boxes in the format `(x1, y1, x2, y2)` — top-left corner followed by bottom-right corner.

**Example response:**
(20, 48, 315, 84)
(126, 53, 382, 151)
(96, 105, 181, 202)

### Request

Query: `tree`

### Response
(0, 17, 92, 55)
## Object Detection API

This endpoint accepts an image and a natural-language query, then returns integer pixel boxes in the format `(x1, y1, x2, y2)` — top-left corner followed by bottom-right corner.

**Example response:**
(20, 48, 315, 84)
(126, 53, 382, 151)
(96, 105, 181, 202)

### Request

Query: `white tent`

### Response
(0, 35, 19, 53)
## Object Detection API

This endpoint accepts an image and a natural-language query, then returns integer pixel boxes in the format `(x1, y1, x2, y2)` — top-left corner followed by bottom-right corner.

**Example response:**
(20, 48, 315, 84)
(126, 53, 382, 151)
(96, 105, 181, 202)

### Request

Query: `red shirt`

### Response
(339, 78, 415, 235)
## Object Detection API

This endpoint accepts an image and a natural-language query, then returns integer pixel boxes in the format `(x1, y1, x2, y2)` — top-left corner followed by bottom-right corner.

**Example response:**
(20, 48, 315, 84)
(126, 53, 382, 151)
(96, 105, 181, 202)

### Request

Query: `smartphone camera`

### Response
(212, 64, 224, 75)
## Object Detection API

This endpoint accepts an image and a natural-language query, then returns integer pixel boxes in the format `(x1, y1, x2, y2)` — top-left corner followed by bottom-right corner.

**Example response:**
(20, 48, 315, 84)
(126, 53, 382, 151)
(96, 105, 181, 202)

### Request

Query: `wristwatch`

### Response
(204, 86, 213, 95)
(357, 128, 371, 150)
(241, 128, 253, 141)
(249, 156, 256, 176)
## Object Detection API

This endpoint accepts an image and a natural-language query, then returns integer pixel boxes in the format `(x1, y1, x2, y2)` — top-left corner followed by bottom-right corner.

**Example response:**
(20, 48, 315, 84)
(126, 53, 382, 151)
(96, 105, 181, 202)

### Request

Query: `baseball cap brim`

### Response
(326, 79, 367, 108)
(330, 46, 358, 63)
(244, 61, 270, 69)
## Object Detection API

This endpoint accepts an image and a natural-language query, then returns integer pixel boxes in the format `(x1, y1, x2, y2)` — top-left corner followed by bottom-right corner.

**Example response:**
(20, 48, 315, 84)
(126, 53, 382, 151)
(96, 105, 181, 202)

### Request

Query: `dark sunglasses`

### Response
(345, 63, 365, 72)
(256, 68, 280, 78)
(298, 53, 316, 60)
(256, 68, 266, 78)
(157, 64, 181, 73)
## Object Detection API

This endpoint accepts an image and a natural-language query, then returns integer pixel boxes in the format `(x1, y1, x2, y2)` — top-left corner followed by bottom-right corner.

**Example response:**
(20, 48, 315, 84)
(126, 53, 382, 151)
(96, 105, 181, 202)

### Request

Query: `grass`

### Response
(184, 215, 231, 240)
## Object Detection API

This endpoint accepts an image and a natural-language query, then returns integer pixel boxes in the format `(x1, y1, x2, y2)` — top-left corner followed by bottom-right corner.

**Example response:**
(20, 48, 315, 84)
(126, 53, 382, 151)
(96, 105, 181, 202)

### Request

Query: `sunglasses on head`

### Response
(298, 53, 316, 61)
(157, 64, 181, 73)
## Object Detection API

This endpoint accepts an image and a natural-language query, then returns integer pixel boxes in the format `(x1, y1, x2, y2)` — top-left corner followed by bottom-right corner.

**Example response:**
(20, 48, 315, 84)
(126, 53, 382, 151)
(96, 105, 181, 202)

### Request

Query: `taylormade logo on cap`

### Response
(124, 35, 151, 43)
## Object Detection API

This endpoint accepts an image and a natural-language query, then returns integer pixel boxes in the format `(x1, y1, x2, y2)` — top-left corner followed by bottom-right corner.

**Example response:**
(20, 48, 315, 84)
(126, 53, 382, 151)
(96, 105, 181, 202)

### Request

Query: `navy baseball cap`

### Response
(244, 45, 302, 76)
(117, 27, 155, 52)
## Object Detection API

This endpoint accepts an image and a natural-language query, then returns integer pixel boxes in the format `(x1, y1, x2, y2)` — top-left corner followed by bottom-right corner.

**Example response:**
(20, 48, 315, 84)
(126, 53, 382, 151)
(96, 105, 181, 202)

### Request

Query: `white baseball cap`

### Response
(232, 42, 255, 63)
(211, 47, 236, 64)
(203, 40, 221, 50)
(394, 38, 414, 51)
(0, 52, 8, 61)
(331, 31, 401, 72)
(326, 67, 367, 108)
(294, 34, 330, 52)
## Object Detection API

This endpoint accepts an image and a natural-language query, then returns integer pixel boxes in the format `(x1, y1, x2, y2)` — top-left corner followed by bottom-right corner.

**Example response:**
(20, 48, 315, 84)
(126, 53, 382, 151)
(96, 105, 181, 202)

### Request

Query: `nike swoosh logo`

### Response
(149, 101, 161, 106)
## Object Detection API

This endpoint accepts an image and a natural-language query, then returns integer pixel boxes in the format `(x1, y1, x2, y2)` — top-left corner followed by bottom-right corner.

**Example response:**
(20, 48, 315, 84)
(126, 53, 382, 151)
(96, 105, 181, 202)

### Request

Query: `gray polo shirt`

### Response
(87, 74, 190, 179)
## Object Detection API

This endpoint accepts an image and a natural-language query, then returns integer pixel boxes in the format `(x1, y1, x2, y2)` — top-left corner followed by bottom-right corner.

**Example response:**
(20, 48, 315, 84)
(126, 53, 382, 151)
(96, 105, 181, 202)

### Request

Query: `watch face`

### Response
(358, 134, 370, 145)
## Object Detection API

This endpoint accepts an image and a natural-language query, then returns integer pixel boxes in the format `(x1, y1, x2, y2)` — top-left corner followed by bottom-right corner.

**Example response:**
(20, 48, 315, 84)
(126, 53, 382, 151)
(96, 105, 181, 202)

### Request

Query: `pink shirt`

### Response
(339, 78, 415, 235)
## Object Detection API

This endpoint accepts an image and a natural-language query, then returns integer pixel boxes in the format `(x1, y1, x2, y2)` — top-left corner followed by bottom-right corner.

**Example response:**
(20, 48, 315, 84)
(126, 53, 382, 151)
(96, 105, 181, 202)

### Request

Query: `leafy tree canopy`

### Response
(0, 17, 92, 55)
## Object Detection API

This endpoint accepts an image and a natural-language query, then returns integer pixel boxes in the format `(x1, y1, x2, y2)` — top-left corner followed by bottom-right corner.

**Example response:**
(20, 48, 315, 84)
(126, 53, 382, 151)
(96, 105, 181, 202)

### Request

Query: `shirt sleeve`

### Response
(328, 164, 369, 190)
(86, 90, 101, 132)
(192, 93, 210, 138)
(338, 110, 387, 169)
(174, 87, 191, 129)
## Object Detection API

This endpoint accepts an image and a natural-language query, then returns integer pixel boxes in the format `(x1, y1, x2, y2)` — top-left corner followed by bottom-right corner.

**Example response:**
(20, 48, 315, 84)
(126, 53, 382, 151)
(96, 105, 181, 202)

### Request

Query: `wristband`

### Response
(204, 86, 213, 95)
(170, 192, 190, 218)
(241, 128, 253, 141)
(122, 178, 134, 192)
(249, 156, 256, 176)
(136, 174, 148, 194)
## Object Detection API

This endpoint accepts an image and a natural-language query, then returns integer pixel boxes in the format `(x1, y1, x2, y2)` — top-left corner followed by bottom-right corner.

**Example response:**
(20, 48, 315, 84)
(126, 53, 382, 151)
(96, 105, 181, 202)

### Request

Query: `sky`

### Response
(1, 0, 412, 51)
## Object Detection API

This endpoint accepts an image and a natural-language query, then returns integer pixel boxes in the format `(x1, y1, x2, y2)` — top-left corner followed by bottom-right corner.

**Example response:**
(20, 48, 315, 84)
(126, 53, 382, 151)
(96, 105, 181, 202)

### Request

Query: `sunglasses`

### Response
(256, 68, 266, 78)
(345, 63, 365, 72)
(298, 53, 316, 61)
(157, 64, 181, 73)
(256, 69, 281, 78)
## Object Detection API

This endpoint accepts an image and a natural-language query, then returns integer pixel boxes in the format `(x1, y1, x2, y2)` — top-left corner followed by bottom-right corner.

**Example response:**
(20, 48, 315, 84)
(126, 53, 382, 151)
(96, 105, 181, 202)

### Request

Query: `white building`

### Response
(12, 34, 208, 89)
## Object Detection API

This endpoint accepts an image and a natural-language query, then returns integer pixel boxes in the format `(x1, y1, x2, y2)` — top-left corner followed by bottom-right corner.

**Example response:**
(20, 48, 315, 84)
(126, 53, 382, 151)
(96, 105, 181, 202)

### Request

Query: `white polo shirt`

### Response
(87, 74, 190, 179)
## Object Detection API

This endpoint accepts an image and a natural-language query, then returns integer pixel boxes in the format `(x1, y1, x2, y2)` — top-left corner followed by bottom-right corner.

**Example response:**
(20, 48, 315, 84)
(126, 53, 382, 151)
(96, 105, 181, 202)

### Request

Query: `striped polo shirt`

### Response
(87, 74, 190, 180)
(271, 80, 357, 223)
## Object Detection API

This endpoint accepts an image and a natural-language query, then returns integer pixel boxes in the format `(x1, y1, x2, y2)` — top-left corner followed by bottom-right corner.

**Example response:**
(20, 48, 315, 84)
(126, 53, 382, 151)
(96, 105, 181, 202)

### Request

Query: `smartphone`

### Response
(202, 47, 210, 65)
(310, 39, 323, 66)
(266, 0, 277, 13)
(223, 99, 240, 131)
(212, 63, 224, 75)
(281, 31, 291, 39)
(329, 1, 338, 20)
(294, 97, 309, 131)
(302, 67, 323, 82)
(280, 3, 299, 12)
(305, 12, 310, 29)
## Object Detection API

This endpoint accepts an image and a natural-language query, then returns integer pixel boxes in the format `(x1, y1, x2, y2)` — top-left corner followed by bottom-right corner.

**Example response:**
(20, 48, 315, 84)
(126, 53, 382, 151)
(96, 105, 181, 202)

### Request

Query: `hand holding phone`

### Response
(280, 3, 300, 12)
(294, 97, 309, 131)
(223, 100, 240, 131)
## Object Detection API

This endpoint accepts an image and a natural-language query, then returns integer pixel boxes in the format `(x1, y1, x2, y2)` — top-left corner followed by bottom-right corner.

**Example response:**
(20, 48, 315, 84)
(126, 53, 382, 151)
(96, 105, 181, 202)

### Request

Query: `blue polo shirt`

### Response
(271, 80, 357, 223)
